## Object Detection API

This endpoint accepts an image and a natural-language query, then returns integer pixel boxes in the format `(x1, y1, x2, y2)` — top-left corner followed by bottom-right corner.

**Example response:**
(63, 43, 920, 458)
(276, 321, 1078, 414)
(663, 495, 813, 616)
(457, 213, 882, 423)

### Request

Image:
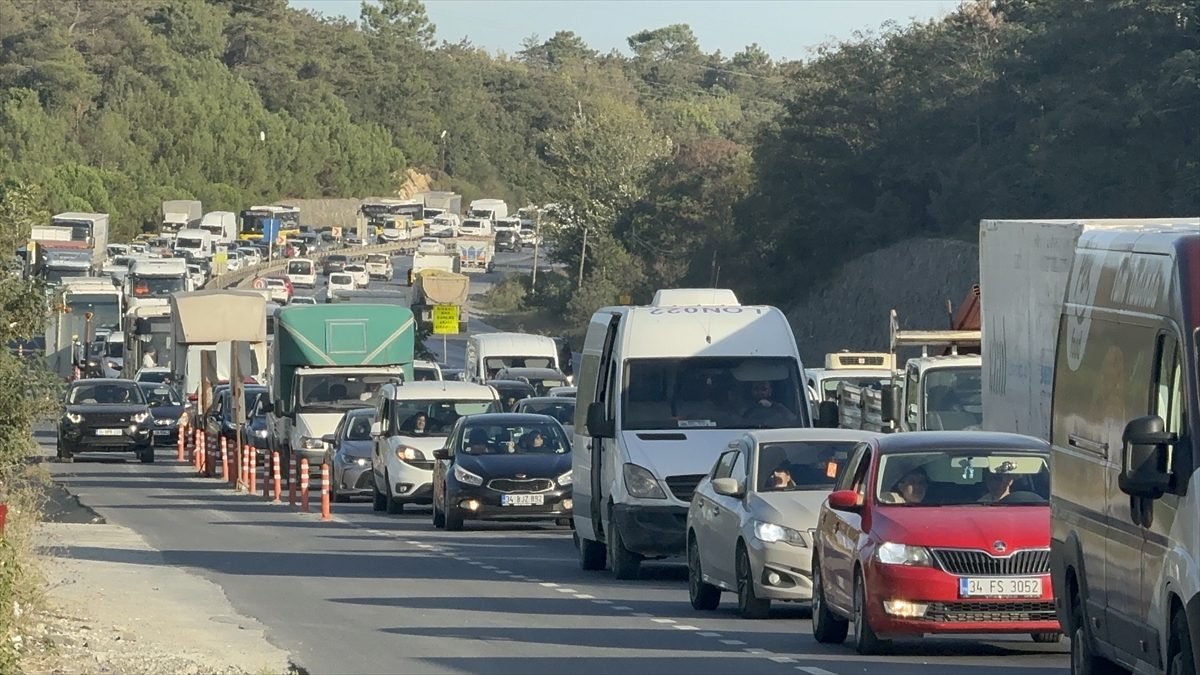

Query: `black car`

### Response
(58, 379, 155, 463)
(202, 384, 269, 457)
(495, 230, 519, 252)
(493, 367, 570, 396)
(431, 413, 572, 531)
(242, 396, 273, 453)
(486, 380, 536, 412)
(323, 254, 349, 276)
(138, 382, 187, 447)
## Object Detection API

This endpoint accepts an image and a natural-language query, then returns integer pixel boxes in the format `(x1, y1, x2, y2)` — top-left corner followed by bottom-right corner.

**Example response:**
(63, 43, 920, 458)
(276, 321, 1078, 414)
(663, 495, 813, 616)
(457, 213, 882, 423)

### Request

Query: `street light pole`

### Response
(577, 226, 588, 290)
(531, 209, 541, 288)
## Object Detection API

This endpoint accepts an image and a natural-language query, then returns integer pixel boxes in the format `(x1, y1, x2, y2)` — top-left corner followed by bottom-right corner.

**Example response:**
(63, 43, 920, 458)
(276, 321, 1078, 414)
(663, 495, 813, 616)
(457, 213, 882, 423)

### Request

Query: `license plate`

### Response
(501, 494, 545, 506)
(959, 577, 1042, 598)
(153, 429, 172, 436)
(95, 428, 124, 436)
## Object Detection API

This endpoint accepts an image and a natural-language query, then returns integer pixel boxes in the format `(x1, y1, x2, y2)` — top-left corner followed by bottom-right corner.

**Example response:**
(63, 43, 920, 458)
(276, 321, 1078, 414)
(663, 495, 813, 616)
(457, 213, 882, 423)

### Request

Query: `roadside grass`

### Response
(2, 462, 51, 672)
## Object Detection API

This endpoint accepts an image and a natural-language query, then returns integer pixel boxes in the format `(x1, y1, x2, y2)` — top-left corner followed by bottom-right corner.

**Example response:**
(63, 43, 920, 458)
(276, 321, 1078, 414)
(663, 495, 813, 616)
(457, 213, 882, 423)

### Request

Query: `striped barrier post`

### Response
(320, 464, 332, 522)
(220, 436, 229, 481)
(176, 422, 186, 462)
(272, 452, 282, 503)
(185, 425, 194, 463)
(205, 435, 215, 478)
(288, 455, 297, 507)
(240, 445, 250, 491)
(261, 452, 270, 499)
(249, 448, 257, 495)
(300, 458, 310, 513)
(230, 443, 239, 487)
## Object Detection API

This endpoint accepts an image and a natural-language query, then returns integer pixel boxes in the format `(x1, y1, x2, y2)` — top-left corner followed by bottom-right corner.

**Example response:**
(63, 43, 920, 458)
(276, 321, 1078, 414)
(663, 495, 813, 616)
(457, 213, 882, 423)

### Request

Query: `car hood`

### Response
(747, 490, 830, 532)
(150, 405, 186, 419)
(870, 504, 1050, 550)
(295, 413, 345, 442)
(396, 434, 450, 454)
(338, 440, 374, 458)
(619, 430, 745, 480)
(456, 452, 571, 479)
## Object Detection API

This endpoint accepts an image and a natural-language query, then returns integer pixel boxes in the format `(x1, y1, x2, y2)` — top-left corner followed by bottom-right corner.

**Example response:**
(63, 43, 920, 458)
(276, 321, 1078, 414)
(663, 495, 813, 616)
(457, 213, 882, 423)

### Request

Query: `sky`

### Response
(291, 0, 959, 62)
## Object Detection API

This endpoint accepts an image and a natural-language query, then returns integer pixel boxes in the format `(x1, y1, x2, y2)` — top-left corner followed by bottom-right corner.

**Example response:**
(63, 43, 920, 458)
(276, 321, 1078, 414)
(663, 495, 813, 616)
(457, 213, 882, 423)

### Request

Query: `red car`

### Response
(811, 431, 1058, 654)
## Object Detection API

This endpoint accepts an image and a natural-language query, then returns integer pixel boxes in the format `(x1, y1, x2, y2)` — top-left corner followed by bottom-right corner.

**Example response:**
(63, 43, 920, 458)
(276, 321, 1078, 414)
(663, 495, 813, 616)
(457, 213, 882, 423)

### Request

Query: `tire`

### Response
(736, 546, 771, 619)
(139, 447, 155, 464)
(853, 570, 889, 655)
(1032, 632, 1062, 644)
(607, 517, 641, 580)
(811, 555, 849, 644)
(432, 499, 446, 529)
(687, 536, 721, 611)
(384, 472, 404, 514)
(1070, 585, 1122, 675)
(372, 483, 387, 512)
(1168, 609, 1196, 675)
(444, 503, 464, 531)
(577, 532, 607, 571)
(57, 442, 73, 463)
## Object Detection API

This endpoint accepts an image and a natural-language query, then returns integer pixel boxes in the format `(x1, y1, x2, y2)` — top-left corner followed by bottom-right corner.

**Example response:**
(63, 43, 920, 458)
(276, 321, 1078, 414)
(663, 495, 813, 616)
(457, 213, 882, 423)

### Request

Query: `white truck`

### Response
(198, 211, 237, 244)
(30, 212, 110, 280)
(124, 258, 191, 311)
(407, 251, 461, 286)
(161, 200, 202, 239)
(468, 198, 508, 221)
(804, 351, 894, 427)
(44, 277, 124, 379)
(417, 191, 462, 219)
(173, 228, 214, 261)
(455, 236, 495, 274)
(169, 290, 268, 401)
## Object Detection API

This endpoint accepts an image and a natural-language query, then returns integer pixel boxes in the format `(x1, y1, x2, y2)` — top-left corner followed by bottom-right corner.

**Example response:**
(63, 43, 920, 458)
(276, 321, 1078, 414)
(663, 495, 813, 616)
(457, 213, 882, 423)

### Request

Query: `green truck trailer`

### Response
(266, 304, 415, 473)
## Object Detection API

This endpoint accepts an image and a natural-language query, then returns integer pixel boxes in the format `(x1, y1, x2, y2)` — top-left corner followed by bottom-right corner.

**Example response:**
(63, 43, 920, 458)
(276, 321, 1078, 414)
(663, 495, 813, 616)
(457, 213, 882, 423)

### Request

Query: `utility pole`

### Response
(531, 209, 541, 287)
(439, 130, 447, 174)
(577, 226, 588, 290)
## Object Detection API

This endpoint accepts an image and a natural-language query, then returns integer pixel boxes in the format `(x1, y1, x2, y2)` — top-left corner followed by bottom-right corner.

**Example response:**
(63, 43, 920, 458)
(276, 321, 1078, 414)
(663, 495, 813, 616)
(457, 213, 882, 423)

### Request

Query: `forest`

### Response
(0, 0, 1196, 326)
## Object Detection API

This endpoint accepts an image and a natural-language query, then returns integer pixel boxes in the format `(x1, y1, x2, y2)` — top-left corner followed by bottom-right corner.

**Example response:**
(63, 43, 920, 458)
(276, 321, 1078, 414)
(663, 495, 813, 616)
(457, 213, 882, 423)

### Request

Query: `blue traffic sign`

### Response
(262, 218, 281, 242)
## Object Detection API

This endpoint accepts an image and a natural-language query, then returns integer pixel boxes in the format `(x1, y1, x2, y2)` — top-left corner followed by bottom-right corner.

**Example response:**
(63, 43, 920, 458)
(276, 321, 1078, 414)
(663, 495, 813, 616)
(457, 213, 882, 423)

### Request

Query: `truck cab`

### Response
(805, 351, 894, 427)
(124, 258, 191, 311)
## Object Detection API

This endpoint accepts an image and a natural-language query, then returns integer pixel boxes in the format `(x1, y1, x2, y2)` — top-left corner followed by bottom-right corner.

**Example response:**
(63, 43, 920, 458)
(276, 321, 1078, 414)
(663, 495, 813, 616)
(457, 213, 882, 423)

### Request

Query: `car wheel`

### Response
(1070, 583, 1122, 675)
(1168, 609, 1196, 675)
(687, 535, 721, 611)
(853, 570, 888, 655)
(332, 479, 350, 503)
(811, 555, 849, 644)
(139, 447, 155, 464)
(736, 545, 771, 619)
(1032, 632, 1062, 643)
(444, 500, 464, 531)
(607, 516, 641, 580)
(372, 482, 387, 512)
(577, 532, 607, 571)
(384, 472, 404, 514)
(57, 442, 73, 463)
(432, 498, 446, 529)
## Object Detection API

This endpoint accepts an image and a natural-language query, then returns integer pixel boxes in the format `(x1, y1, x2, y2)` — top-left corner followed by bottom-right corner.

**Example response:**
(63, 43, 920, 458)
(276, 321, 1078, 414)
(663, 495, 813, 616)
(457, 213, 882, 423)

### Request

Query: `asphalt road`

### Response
(44, 251, 1071, 675)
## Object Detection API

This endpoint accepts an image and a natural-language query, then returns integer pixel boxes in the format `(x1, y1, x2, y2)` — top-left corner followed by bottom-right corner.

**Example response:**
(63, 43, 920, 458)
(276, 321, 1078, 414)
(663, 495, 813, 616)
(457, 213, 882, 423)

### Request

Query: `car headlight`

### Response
(453, 464, 483, 486)
(752, 520, 808, 547)
(299, 436, 325, 450)
(876, 542, 934, 567)
(557, 470, 572, 487)
(254, 428, 269, 438)
(132, 411, 150, 424)
(396, 446, 426, 463)
(623, 463, 666, 499)
(65, 412, 83, 424)
(154, 417, 175, 426)
(354, 457, 369, 466)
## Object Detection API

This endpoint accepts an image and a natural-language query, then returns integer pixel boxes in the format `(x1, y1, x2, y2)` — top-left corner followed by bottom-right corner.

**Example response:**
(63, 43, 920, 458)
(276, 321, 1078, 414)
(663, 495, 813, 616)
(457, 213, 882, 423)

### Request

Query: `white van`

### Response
(1049, 223, 1198, 675)
(286, 257, 316, 289)
(572, 289, 812, 579)
(465, 333, 559, 383)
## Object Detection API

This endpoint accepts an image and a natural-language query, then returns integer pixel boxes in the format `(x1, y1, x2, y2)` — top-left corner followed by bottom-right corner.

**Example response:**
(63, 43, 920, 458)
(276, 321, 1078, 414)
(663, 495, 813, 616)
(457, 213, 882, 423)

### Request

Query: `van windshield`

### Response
(621, 357, 807, 430)
(287, 261, 311, 274)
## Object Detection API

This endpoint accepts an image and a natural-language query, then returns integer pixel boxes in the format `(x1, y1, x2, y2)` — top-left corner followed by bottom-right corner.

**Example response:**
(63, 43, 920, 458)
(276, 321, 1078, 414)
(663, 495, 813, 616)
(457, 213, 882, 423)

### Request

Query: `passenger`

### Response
(978, 469, 1016, 503)
(467, 428, 490, 454)
(522, 430, 547, 452)
(765, 463, 796, 490)
(402, 413, 430, 435)
(889, 467, 929, 504)
(359, 382, 382, 401)
(142, 347, 158, 369)
(348, 417, 372, 440)
(502, 394, 519, 412)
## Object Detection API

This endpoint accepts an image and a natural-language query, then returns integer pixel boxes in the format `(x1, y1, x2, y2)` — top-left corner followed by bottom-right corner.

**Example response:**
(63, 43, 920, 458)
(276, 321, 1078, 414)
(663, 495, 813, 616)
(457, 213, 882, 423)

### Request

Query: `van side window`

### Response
(379, 399, 391, 435)
(596, 316, 620, 419)
(1152, 333, 1184, 436)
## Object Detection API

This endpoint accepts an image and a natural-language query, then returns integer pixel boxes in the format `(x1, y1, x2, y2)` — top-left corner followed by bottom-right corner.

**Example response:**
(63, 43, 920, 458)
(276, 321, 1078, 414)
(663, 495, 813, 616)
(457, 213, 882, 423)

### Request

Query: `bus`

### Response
(239, 205, 301, 241)
(360, 199, 424, 234)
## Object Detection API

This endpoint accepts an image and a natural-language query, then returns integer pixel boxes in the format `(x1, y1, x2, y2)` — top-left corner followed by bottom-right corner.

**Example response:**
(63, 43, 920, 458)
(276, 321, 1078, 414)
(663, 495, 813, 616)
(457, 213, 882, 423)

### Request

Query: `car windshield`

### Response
(343, 413, 376, 441)
(297, 374, 397, 410)
(622, 357, 807, 430)
(924, 368, 983, 430)
(141, 385, 181, 407)
(755, 440, 856, 492)
(392, 399, 500, 437)
(367, 255, 388, 264)
(413, 367, 440, 382)
(69, 382, 145, 405)
(137, 371, 172, 385)
(875, 449, 1050, 506)
(458, 421, 570, 455)
(483, 356, 553, 378)
(516, 400, 575, 426)
(105, 341, 123, 358)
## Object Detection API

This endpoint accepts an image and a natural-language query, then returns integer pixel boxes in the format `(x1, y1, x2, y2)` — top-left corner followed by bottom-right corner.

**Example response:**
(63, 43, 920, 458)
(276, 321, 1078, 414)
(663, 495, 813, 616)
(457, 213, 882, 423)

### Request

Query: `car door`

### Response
(372, 399, 392, 489)
(709, 445, 750, 584)
(695, 450, 738, 586)
(819, 442, 873, 612)
(328, 413, 348, 481)
(206, 393, 225, 441)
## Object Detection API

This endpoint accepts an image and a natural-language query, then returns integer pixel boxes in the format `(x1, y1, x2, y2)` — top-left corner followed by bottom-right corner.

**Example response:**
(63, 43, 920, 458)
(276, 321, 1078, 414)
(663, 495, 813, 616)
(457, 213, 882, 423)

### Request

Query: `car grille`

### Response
(80, 412, 134, 426)
(406, 460, 435, 471)
(931, 548, 1050, 576)
(488, 478, 554, 493)
(665, 474, 706, 502)
(924, 601, 1056, 623)
(354, 472, 373, 489)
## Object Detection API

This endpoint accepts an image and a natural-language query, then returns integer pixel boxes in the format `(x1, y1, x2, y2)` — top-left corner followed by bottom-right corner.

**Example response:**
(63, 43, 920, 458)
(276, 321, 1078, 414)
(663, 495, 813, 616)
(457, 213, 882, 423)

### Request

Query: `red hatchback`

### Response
(811, 431, 1058, 654)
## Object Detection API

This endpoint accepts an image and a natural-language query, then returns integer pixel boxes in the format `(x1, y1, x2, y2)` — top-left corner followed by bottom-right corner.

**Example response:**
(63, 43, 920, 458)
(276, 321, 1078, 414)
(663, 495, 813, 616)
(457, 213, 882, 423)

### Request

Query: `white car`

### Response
(326, 273, 355, 298)
(290, 296, 317, 305)
(263, 277, 290, 304)
(371, 381, 500, 513)
(241, 248, 262, 266)
(547, 386, 576, 398)
(343, 264, 369, 289)
(413, 360, 443, 382)
(225, 250, 243, 272)
(416, 238, 444, 254)
(286, 258, 317, 289)
(186, 264, 206, 289)
(364, 254, 393, 281)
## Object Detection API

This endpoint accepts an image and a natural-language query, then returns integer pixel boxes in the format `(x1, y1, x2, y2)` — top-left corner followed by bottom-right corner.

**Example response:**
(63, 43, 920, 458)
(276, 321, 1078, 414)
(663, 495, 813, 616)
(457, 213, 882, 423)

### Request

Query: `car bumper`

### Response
(449, 485, 572, 521)
(151, 427, 179, 446)
(60, 428, 152, 452)
(336, 463, 375, 497)
(745, 536, 814, 601)
(864, 562, 1058, 636)
(612, 503, 687, 558)
(387, 458, 435, 503)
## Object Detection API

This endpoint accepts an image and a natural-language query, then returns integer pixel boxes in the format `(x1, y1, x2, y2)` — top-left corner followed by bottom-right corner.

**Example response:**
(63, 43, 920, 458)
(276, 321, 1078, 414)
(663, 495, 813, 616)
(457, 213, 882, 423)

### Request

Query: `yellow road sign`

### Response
(432, 305, 460, 335)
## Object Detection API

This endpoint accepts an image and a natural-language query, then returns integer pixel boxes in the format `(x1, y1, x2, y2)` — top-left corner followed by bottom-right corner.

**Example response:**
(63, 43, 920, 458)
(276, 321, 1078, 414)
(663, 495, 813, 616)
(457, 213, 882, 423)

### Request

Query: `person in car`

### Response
(889, 467, 930, 504)
(142, 347, 158, 369)
(764, 463, 797, 490)
(978, 468, 1016, 503)
(401, 412, 430, 435)
(467, 427, 490, 454)
(326, 384, 348, 402)
(744, 380, 798, 425)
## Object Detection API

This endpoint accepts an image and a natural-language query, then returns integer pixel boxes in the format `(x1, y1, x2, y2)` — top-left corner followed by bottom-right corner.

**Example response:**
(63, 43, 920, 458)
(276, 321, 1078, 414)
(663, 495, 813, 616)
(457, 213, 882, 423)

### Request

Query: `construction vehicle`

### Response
(169, 290, 268, 401)
(410, 270, 470, 333)
(124, 258, 192, 311)
(407, 250, 461, 286)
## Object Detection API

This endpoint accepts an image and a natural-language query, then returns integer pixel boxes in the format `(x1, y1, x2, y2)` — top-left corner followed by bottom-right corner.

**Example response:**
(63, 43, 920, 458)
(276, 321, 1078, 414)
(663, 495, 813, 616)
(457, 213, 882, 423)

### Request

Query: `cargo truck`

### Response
(29, 212, 109, 280)
(169, 290, 268, 401)
(124, 258, 191, 311)
(468, 198, 507, 221)
(161, 200, 202, 238)
(410, 270, 470, 333)
(264, 304, 415, 475)
(416, 191, 462, 219)
(198, 211, 237, 244)
(455, 236, 495, 274)
(44, 277, 124, 379)
(407, 251, 461, 286)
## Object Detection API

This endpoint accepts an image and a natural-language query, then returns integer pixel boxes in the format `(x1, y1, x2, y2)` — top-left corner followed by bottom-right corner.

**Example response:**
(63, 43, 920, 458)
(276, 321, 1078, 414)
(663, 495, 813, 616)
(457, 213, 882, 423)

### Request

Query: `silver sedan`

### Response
(321, 408, 376, 502)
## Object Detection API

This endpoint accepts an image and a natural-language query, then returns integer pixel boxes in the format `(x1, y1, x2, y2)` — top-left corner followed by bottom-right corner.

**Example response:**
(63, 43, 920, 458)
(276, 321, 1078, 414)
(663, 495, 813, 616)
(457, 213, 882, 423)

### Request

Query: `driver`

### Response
(743, 380, 798, 425)
(327, 384, 348, 402)
(978, 469, 1016, 503)
(466, 427, 490, 454)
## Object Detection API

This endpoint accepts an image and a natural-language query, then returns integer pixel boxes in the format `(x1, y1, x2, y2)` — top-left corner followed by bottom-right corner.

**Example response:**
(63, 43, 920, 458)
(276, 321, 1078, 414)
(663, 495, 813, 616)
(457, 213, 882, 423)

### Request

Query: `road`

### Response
(44, 251, 1070, 675)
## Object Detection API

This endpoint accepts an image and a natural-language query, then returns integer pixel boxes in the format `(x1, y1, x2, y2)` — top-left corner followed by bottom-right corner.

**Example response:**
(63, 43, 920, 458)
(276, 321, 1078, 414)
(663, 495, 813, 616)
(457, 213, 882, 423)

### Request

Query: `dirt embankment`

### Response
(786, 238, 979, 366)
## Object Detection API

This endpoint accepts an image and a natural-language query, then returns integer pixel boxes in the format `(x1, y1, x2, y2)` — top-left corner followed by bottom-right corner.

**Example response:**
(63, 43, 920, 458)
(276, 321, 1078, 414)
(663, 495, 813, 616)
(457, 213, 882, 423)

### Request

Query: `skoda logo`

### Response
(515, 474, 526, 479)
(993, 541, 1007, 553)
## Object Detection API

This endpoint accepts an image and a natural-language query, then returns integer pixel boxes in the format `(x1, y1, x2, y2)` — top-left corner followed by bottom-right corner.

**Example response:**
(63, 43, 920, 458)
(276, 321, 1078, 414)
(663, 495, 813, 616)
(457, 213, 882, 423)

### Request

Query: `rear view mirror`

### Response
(432, 448, 450, 460)
(586, 402, 614, 438)
(881, 385, 902, 424)
(370, 421, 382, 437)
(1118, 415, 1174, 499)
(827, 489, 862, 512)
(711, 478, 743, 498)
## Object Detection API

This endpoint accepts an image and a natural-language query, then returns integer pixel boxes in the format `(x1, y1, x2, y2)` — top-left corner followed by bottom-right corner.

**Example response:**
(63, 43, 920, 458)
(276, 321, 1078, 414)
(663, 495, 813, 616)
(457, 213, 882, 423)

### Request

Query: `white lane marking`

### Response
(468, 561, 483, 566)
(796, 668, 836, 675)
(744, 648, 770, 654)
(481, 566, 497, 570)
(510, 575, 527, 579)
(417, 544, 433, 549)
(453, 557, 470, 561)
(673, 625, 699, 631)
(406, 540, 421, 545)
(651, 618, 675, 624)
(697, 632, 720, 637)
(631, 612, 654, 618)
(720, 639, 746, 645)
(611, 606, 632, 611)
(525, 578, 542, 582)
(539, 582, 558, 588)
(769, 657, 796, 663)
(573, 594, 595, 599)
(591, 599, 612, 605)
(495, 570, 512, 575)
(554, 588, 577, 594)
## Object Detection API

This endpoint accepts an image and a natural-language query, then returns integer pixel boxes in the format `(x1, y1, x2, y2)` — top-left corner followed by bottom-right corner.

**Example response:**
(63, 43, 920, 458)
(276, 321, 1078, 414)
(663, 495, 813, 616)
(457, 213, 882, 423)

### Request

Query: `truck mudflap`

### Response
(612, 503, 688, 559)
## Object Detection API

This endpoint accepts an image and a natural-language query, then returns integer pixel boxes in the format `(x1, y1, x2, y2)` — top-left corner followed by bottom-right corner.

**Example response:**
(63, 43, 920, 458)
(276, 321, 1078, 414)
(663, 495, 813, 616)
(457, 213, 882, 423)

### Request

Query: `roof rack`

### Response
(889, 309, 981, 357)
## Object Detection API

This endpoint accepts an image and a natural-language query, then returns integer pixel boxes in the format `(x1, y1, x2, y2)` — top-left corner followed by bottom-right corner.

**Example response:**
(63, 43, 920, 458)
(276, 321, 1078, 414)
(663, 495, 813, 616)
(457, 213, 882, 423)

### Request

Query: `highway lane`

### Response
(43, 250, 1069, 674)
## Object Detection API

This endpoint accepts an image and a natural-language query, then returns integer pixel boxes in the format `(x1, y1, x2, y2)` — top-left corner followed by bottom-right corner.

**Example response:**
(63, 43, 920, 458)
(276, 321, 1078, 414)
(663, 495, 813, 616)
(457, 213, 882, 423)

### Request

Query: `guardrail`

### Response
(205, 240, 419, 290)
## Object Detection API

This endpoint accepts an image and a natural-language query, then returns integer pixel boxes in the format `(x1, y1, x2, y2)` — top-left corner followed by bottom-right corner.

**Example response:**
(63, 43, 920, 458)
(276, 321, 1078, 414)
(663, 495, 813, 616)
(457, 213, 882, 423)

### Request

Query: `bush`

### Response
(482, 274, 527, 314)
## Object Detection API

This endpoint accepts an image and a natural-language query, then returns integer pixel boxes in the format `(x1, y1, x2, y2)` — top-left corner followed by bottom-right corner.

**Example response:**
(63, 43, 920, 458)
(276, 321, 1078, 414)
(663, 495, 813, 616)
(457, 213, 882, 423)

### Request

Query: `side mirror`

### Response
(586, 401, 614, 438)
(1118, 415, 1174, 499)
(148, 400, 161, 408)
(432, 448, 450, 460)
(320, 433, 336, 444)
(881, 385, 902, 424)
(711, 477, 744, 498)
(370, 421, 382, 437)
(817, 401, 839, 429)
(827, 489, 862, 512)
(273, 399, 285, 415)
(259, 400, 274, 414)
